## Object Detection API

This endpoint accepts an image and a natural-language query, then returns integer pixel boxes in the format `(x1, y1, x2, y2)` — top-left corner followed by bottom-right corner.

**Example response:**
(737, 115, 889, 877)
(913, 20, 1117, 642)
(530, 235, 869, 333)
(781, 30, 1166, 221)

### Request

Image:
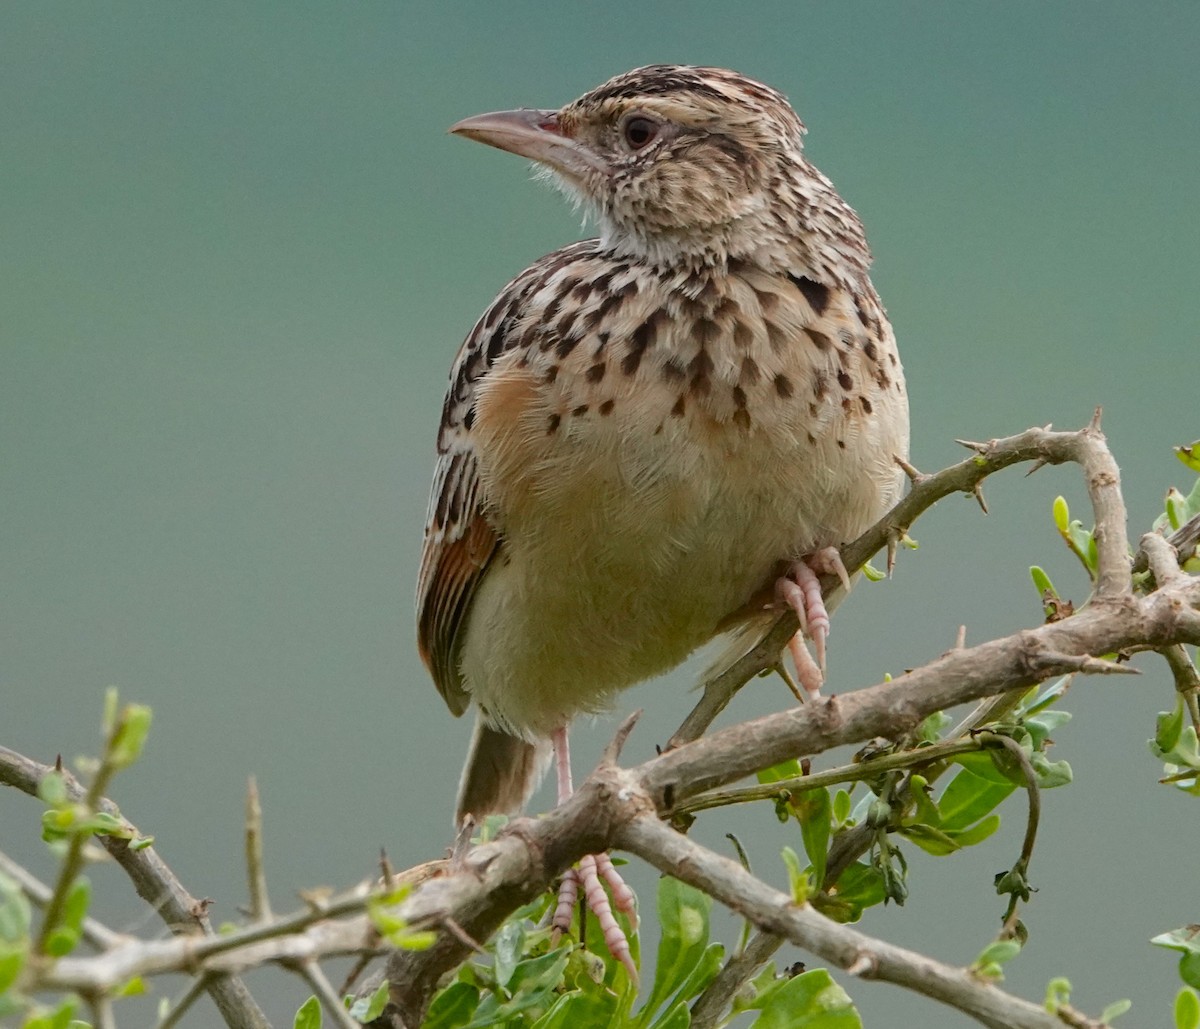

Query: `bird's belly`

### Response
(458, 405, 898, 737)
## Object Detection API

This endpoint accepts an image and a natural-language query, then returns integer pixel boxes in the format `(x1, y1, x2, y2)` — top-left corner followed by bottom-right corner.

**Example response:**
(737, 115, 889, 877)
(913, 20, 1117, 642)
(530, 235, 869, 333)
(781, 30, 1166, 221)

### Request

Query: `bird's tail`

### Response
(456, 718, 552, 825)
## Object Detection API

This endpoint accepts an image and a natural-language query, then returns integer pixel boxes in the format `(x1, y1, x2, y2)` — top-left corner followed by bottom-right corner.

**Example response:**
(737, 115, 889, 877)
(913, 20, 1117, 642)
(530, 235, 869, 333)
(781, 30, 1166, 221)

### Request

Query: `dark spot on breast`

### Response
(841, 398, 853, 413)
(774, 373, 794, 398)
(555, 335, 581, 359)
(599, 399, 614, 415)
(542, 293, 563, 324)
(888, 352, 898, 366)
(690, 373, 711, 396)
(612, 277, 639, 299)
(586, 362, 606, 383)
(571, 280, 592, 302)
(837, 371, 854, 391)
(805, 328, 832, 351)
(813, 371, 828, 399)
(806, 431, 816, 444)
(837, 439, 846, 449)
(733, 408, 751, 429)
(694, 317, 721, 347)
(463, 405, 476, 430)
(547, 413, 561, 434)
(754, 287, 780, 314)
(863, 339, 878, 361)
(590, 270, 614, 293)
(874, 368, 891, 389)
(671, 395, 686, 417)
(595, 331, 611, 351)
(740, 356, 760, 383)
(861, 396, 874, 414)
(732, 385, 747, 409)
(621, 311, 663, 376)
(484, 324, 507, 362)
(662, 359, 687, 381)
(787, 274, 830, 317)
(689, 349, 714, 378)
(733, 320, 754, 349)
(572, 404, 588, 416)
(544, 365, 559, 384)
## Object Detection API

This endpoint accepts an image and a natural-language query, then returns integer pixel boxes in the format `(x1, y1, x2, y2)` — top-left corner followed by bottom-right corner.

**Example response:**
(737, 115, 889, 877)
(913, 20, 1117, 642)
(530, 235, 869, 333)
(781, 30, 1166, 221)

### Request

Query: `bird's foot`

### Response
(553, 852, 638, 983)
(775, 547, 851, 694)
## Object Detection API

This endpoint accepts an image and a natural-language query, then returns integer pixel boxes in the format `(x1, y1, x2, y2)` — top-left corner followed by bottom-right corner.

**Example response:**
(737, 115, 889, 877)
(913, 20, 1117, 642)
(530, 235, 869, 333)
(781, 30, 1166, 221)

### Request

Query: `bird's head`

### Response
(450, 65, 867, 274)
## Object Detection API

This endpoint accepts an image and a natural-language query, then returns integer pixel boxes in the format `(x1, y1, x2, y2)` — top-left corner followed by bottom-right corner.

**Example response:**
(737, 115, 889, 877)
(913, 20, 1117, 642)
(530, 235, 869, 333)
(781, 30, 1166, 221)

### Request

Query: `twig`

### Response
(155, 974, 213, 1029)
(675, 736, 984, 815)
(0, 849, 123, 951)
(690, 929, 784, 1029)
(669, 419, 1134, 749)
(290, 960, 360, 1029)
(245, 776, 272, 922)
(618, 813, 1060, 1029)
(0, 745, 271, 1029)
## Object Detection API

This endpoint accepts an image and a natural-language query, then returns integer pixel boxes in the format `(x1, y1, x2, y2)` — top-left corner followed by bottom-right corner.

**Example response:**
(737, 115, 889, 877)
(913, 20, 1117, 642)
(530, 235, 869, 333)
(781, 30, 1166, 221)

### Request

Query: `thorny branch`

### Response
(2, 420, 1197, 1029)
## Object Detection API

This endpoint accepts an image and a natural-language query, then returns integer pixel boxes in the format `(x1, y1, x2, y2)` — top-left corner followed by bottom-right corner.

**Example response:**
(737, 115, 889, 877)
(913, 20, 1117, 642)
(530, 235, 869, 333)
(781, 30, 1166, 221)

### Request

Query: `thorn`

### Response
(886, 531, 899, 576)
(603, 710, 642, 764)
(895, 456, 924, 483)
(846, 951, 876, 976)
(1024, 458, 1048, 477)
(972, 482, 989, 514)
(441, 915, 486, 954)
(379, 849, 394, 889)
(1088, 406, 1103, 431)
(774, 661, 806, 704)
(955, 625, 967, 650)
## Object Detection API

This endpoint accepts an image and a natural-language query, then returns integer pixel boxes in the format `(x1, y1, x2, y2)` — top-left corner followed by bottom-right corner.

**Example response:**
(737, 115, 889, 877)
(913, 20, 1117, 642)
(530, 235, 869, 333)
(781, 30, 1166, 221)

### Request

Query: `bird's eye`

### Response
(621, 116, 659, 150)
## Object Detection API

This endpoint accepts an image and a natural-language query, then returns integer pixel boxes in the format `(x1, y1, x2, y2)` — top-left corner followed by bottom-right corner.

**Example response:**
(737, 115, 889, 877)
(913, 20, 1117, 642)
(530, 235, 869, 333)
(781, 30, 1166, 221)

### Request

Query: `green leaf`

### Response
(0, 872, 32, 944)
(749, 968, 862, 1028)
(796, 788, 832, 889)
(1176, 987, 1200, 1029)
(44, 926, 80, 957)
(1052, 495, 1070, 533)
(0, 944, 25, 995)
(423, 981, 480, 1029)
(1044, 976, 1071, 1012)
(109, 704, 153, 769)
(466, 948, 571, 1027)
(898, 824, 961, 856)
(1030, 565, 1056, 598)
(1156, 697, 1187, 755)
(346, 980, 389, 1022)
(1099, 998, 1131, 1023)
(37, 772, 68, 808)
(493, 920, 525, 988)
(972, 938, 1022, 981)
(531, 989, 619, 1029)
(947, 814, 1001, 848)
(781, 847, 809, 905)
(1176, 441, 1200, 473)
(938, 761, 1016, 831)
(292, 996, 321, 1029)
(832, 790, 852, 827)
(639, 878, 711, 1026)
(647, 1000, 691, 1029)
(665, 942, 724, 1008)
(758, 759, 804, 784)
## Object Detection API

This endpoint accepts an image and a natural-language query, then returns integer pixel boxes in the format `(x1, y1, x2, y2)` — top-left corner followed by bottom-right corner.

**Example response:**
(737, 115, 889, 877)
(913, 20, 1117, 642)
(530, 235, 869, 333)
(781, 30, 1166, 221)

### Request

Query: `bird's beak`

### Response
(449, 108, 607, 179)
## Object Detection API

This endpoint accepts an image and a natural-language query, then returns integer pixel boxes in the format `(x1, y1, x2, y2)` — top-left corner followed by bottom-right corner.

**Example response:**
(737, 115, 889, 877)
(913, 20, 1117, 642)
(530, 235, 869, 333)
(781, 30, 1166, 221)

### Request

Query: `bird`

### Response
(417, 64, 909, 975)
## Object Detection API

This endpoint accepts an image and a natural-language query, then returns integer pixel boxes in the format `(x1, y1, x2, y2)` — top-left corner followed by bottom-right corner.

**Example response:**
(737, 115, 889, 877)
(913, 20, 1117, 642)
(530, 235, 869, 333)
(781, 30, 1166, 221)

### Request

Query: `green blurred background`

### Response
(3, 2, 1197, 1025)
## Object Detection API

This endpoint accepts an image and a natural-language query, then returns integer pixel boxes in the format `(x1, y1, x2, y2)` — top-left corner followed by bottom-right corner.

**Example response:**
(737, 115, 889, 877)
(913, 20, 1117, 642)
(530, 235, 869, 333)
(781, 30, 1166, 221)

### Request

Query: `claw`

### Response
(548, 726, 638, 982)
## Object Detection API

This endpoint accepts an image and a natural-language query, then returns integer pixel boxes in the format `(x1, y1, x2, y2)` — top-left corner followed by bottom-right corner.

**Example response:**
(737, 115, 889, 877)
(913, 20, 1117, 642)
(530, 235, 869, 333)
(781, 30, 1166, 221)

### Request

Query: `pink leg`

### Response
(549, 726, 638, 982)
(775, 547, 851, 692)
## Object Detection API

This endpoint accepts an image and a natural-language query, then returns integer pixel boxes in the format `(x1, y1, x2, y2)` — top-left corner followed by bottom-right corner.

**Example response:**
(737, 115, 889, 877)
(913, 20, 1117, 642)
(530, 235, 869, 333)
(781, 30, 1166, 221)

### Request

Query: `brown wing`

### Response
(416, 241, 598, 714)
